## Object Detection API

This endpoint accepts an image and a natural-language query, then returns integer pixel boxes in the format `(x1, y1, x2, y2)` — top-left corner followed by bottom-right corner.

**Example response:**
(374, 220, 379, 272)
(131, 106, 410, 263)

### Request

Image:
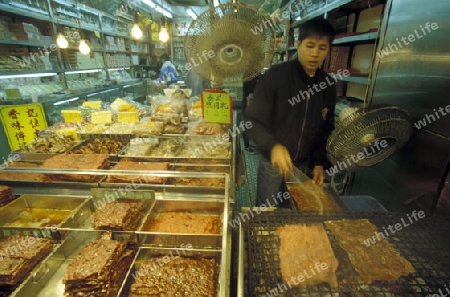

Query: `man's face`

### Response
(297, 36, 330, 75)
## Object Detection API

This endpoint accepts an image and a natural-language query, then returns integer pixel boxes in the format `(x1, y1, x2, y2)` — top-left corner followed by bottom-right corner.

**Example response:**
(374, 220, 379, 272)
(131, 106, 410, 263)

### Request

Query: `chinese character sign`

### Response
(201, 91, 232, 124)
(0, 104, 48, 150)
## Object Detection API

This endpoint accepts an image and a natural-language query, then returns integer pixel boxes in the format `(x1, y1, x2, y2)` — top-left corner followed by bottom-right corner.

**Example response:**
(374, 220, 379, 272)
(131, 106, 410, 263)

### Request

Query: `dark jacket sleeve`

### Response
(310, 76, 337, 168)
(244, 74, 278, 157)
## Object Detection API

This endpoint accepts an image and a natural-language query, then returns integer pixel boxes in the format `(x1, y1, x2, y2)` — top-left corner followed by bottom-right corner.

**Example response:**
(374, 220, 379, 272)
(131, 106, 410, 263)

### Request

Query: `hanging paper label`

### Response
(0, 104, 48, 150)
(201, 91, 232, 124)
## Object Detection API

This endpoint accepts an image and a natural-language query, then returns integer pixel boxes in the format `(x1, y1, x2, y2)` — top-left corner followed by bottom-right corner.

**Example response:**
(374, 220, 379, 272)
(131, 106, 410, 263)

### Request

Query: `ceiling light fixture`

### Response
(131, 10, 143, 39)
(158, 0, 169, 43)
(131, 24, 143, 39)
(79, 40, 90, 55)
(56, 33, 68, 48)
(186, 8, 197, 20)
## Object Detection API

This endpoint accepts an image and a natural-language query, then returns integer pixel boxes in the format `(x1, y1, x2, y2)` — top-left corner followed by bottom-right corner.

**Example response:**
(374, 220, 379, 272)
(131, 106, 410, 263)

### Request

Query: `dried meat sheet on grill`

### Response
(63, 238, 136, 297)
(105, 160, 169, 184)
(277, 224, 339, 288)
(130, 256, 218, 297)
(0, 236, 54, 290)
(324, 218, 416, 284)
(92, 201, 145, 231)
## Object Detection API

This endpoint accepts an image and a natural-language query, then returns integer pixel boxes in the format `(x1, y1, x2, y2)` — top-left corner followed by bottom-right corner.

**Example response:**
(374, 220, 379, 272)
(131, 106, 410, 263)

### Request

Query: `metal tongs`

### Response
(289, 167, 324, 214)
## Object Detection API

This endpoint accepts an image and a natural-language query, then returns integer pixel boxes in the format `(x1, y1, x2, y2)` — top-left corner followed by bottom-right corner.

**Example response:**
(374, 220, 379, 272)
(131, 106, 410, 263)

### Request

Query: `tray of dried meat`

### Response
(102, 159, 170, 185)
(62, 194, 155, 232)
(137, 198, 224, 248)
(67, 136, 129, 162)
(0, 234, 57, 296)
(0, 161, 42, 183)
(118, 247, 222, 297)
(13, 133, 81, 161)
(39, 154, 109, 183)
(12, 231, 137, 297)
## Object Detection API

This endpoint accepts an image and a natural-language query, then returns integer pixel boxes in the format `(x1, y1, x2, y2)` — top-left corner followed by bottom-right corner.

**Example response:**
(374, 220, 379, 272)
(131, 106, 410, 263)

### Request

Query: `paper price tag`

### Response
(82, 101, 102, 110)
(91, 111, 112, 124)
(118, 112, 139, 123)
(61, 110, 82, 123)
(201, 91, 232, 124)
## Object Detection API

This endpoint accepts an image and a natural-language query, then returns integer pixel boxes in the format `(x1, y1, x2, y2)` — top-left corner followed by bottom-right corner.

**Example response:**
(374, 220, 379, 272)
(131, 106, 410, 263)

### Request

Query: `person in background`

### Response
(185, 68, 211, 97)
(245, 17, 336, 207)
(242, 74, 261, 153)
(158, 54, 178, 85)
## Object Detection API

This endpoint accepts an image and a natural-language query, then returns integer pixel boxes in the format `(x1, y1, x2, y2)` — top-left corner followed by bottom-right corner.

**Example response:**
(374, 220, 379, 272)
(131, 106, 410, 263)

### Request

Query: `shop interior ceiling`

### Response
(76, 0, 267, 20)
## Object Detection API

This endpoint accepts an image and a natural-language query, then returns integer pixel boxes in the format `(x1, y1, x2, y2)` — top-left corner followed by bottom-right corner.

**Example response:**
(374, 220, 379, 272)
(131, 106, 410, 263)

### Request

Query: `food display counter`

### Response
(0, 110, 238, 296)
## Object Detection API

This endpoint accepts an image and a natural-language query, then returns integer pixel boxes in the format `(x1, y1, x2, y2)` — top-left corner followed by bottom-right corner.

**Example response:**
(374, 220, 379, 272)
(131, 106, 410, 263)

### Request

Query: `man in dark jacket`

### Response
(245, 17, 336, 206)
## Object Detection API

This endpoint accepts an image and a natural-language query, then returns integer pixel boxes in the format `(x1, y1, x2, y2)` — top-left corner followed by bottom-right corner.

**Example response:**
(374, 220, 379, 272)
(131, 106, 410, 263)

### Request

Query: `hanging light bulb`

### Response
(159, 27, 169, 43)
(131, 24, 143, 39)
(79, 40, 90, 55)
(56, 33, 68, 49)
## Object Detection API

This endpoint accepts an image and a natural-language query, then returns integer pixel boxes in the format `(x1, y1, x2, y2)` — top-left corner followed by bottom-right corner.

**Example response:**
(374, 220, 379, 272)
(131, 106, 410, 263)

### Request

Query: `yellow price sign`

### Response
(201, 91, 232, 124)
(118, 112, 139, 123)
(61, 110, 82, 123)
(82, 101, 102, 110)
(0, 103, 48, 150)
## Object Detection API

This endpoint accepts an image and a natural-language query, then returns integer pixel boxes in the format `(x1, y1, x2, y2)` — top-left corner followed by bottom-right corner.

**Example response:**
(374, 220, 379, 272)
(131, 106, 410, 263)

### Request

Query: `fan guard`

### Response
(327, 105, 413, 171)
(184, 3, 275, 84)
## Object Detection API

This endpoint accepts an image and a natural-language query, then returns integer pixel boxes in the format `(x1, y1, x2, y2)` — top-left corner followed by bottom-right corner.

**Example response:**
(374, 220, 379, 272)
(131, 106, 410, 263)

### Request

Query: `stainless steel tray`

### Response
(118, 247, 224, 297)
(0, 194, 89, 229)
(12, 230, 138, 297)
(62, 196, 155, 231)
(137, 198, 225, 249)
(67, 135, 130, 162)
(12, 141, 82, 162)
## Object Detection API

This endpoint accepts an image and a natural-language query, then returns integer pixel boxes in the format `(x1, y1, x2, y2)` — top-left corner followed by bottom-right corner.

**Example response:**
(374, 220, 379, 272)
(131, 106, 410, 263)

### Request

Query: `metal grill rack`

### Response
(241, 210, 450, 296)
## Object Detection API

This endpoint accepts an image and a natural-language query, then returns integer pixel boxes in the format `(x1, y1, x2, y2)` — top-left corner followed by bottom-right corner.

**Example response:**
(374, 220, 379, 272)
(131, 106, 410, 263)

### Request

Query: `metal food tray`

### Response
(118, 137, 183, 159)
(0, 230, 60, 296)
(286, 182, 350, 212)
(61, 195, 155, 231)
(11, 141, 82, 162)
(137, 198, 225, 249)
(12, 230, 138, 297)
(99, 170, 228, 196)
(118, 247, 224, 297)
(0, 194, 89, 230)
(239, 211, 450, 297)
(67, 134, 131, 162)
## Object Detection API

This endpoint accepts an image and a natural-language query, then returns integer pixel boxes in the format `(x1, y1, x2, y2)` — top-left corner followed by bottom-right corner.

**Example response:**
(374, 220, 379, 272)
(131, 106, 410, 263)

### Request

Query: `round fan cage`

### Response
(184, 3, 275, 85)
(327, 105, 413, 171)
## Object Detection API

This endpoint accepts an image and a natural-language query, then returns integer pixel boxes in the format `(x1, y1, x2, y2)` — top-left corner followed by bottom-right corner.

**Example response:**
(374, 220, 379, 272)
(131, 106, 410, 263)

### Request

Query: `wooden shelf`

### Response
(0, 40, 49, 47)
(0, 3, 51, 22)
(290, 0, 354, 27)
(333, 32, 378, 45)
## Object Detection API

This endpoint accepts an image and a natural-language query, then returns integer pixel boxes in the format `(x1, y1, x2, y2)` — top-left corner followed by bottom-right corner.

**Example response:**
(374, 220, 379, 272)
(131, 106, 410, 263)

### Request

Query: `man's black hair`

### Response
(161, 53, 170, 61)
(298, 17, 335, 44)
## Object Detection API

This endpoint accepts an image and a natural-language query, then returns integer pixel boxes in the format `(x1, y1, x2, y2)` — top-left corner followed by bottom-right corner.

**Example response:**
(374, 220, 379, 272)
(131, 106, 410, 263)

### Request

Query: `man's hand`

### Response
(313, 165, 325, 186)
(270, 144, 293, 179)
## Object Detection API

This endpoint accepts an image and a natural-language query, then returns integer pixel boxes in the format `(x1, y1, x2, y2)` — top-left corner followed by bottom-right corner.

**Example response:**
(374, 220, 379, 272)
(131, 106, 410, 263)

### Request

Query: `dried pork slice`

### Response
(277, 224, 339, 288)
(324, 219, 416, 283)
